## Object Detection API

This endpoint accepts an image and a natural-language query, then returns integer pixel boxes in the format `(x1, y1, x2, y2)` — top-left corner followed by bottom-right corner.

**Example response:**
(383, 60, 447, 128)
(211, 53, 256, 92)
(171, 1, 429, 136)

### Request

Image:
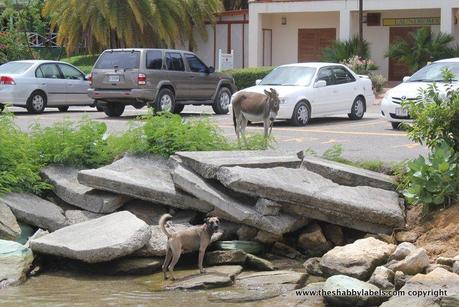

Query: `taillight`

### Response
(138, 73, 146, 85)
(0, 76, 15, 85)
(87, 73, 93, 86)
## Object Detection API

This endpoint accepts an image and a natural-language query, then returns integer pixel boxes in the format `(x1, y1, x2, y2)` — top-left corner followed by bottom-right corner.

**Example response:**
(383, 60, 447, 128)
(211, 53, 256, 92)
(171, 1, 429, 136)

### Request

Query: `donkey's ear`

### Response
(264, 89, 271, 97)
(270, 88, 279, 96)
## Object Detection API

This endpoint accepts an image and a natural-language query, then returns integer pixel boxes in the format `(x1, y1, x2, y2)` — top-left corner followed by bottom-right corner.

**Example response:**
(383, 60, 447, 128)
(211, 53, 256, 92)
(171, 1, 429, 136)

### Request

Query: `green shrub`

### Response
(369, 73, 387, 94)
(225, 66, 274, 90)
(342, 56, 378, 75)
(0, 31, 32, 64)
(403, 141, 459, 213)
(61, 54, 99, 74)
(322, 37, 370, 63)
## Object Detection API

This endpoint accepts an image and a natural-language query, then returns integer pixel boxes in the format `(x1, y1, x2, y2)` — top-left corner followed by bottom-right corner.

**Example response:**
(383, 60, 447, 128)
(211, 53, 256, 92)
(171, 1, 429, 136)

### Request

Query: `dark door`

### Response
(389, 27, 422, 81)
(298, 28, 336, 62)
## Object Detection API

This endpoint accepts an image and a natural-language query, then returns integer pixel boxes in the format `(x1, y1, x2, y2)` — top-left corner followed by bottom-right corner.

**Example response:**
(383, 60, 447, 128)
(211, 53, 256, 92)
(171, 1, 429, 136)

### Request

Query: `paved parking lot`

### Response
(9, 103, 427, 163)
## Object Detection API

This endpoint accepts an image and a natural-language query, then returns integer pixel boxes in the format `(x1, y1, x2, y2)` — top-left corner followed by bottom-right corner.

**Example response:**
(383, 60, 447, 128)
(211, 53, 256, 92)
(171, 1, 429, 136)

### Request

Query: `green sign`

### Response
(383, 17, 440, 26)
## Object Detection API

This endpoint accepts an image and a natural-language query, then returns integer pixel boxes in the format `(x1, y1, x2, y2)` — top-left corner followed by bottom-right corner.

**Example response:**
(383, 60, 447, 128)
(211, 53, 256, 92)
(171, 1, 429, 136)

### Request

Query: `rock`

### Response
(272, 242, 304, 259)
(303, 257, 323, 276)
(65, 210, 104, 225)
(165, 273, 233, 290)
(0, 201, 21, 240)
(392, 242, 417, 260)
(261, 282, 326, 307)
(208, 288, 282, 303)
(320, 237, 396, 280)
(381, 268, 459, 306)
(365, 233, 397, 245)
(368, 266, 395, 290)
(425, 264, 452, 274)
(245, 254, 274, 271)
(0, 240, 34, 286)
(121, 199, 168, 225)
(77, 155, 212, 213)
(217, 166, 405, 234)
(436, 256, 455, 267)
(322, 223, 345, 246)
(174, 150, 301, 179)
(15, 223, 35, 245)
(442, 295, 459, 307)
(206, 265, 243, 279)
(393, 271, 409, 290)
(172, 164, 307, 235)
(24, 229, 49, 248)
(0, 193, 68, 231)
(255, 230, 283, 245)
(42, 165, 128, 213)
(236, 225, 258, 241)
(205, 250, 247, 266)
(217, 220, 239, 240)
(297, 223, 333, 257)
(30, 211, 150, 263)
(255, 198, 281, 216)
(236, 270, 307, 289)
(135, 223, 192, 257)
(323, 275, 389, 306)
(387, 248, 430, 275)
(453, 261, 459, 274)
(212, 240, 264, 255)
(395, 231, 419, 243)
(97, 257, 162, 275)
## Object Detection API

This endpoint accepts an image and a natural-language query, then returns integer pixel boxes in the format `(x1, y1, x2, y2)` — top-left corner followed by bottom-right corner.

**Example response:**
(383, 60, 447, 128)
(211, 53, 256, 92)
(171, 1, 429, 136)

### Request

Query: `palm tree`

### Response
(321, 36, 370, 63)
(385, 28, 455, 73)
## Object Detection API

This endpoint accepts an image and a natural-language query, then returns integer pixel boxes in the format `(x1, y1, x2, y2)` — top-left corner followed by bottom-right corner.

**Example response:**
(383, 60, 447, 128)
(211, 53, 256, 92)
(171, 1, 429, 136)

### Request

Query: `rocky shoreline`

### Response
(1, 150, 458, 306)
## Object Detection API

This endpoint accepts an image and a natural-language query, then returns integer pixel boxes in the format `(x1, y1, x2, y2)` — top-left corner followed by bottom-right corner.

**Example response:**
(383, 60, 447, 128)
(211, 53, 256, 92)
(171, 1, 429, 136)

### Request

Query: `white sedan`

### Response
(0, 60, 96, 114)
(381, 58, 459, 129)
(233, 63, 374, 126)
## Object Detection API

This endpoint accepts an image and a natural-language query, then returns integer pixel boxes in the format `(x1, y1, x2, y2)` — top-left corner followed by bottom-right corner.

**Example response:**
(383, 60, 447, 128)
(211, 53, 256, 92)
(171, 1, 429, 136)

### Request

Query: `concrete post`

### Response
(440, 6, 454, 34)
(248, 11, 262, 67)
(339, 9, 352, 41)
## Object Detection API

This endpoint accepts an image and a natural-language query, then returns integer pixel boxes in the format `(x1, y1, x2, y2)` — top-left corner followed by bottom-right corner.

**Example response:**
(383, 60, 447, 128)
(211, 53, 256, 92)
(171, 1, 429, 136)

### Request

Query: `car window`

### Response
(166, 52, 185, 72)
(58, 64, 84, 80)
(36, 64, 62, 79)
(333, 67, 356, 84)
(95, 51, 140, 70)
(0, 62, 33, 74)
(146, 50, 163, 70)
(316, 68, 334, 85)
(184, 53, 207, 73)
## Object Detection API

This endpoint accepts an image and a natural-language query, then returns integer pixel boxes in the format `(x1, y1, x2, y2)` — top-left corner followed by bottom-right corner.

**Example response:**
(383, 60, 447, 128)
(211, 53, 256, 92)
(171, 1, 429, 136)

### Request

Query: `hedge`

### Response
(61, 54, 99, 74)
(225, 66, 274, 90)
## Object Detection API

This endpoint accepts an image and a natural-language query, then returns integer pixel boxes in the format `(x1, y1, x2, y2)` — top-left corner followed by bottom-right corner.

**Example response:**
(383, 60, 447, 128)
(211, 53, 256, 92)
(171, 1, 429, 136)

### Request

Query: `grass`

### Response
(61, 54, 99, 74)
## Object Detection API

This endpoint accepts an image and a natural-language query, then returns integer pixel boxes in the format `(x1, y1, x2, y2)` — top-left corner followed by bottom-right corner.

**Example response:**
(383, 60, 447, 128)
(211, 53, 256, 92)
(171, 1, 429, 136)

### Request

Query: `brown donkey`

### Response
(232, 88, 280, 146)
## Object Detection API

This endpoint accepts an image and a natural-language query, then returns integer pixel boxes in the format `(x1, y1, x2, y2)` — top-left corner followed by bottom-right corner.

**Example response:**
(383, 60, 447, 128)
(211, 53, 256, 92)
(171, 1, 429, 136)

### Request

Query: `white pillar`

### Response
(339, 9, 352, 41)
(440, 6, 454, 34)
(248, 11, 262, 67)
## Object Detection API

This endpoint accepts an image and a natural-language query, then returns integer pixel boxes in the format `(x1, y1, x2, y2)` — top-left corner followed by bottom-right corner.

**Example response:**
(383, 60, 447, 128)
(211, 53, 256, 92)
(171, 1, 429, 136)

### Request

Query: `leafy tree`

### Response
(222, 0, 248, 10)
(385, 28, 455, 73)
(321, 36, 370, 63)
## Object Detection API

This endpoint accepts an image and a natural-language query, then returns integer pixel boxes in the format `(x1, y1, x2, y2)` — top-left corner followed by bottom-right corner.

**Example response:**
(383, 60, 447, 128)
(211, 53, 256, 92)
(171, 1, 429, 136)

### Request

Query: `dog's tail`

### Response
(159, 214, 173, 238)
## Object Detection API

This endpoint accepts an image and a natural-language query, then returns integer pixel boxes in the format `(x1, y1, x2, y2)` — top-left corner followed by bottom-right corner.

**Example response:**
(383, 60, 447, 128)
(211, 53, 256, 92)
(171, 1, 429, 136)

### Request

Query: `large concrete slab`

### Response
(174, 150, 301, 179)
(42, 165, 129, 213)
(0, 201, 21, 240)
(217, 166, 405, 234)
(77, 155, 212, 213)
(172, 164, 307, 235)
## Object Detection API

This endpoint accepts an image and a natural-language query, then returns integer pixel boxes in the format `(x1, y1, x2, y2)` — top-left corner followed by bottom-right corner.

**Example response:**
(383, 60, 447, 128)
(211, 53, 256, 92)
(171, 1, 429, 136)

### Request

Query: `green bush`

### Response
(225, 66, 274, 90)
(369, 73, 387, 94)
(321, 37, 370, 63)
(0, 31, 32, 64)
(61, 54, 99, 74)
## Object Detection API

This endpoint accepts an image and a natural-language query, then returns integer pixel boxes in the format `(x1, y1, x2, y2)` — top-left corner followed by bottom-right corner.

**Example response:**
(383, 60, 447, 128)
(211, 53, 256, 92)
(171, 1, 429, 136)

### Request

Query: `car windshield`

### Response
(408, 62, 459, 82)
(95, 51, 140, 70)
(0, 62, 33, 74)
(260, 66, 317, 86)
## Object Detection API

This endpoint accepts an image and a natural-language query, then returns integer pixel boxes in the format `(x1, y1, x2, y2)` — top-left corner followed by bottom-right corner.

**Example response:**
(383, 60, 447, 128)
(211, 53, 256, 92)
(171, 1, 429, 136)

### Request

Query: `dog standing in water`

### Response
(160, 214, 220, 280)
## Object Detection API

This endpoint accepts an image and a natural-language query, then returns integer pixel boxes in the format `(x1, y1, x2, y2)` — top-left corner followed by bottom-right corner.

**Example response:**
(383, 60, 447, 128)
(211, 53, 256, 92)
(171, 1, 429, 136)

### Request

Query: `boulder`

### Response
(0, 202, 21, 240)
(135, 223, 192, 257)
(320, 237, 396, 280)
(205, 265, 244, 279)
(436, 256, 455, 267)
(236, 225, 258, 241)
(96, 257, 162, 275)
(0, 193, 68, 231)
(42, 165, 128, 213)
(121, 199, 168, 225)
(77, 155, 212, 213)
(174, 150, 301, 179)
(303, 257, 323, 276)
(453, 261, 459, 274)
(255, 230, 283, 245)
(393, 271, 409, 290)
(297, 223, 333, 257)
(387, 248, 430, 275)
(261, 282, 326, 307)
(395, 231, 419, 243)
(165, 273, 233, 290)
(392, 242, 417, 260)
(217, 166, 405, 234)
(271, 242, 304, 259)
(236, 270, 307, 290)
(172, 164, 307, 235)
(425, 264, 452, 274)
(322, 223, 345, 246)
(368, 266, 395, 289)
(24, 229, 49, 248)
(323, 275, 389, 306)
(245, 253, 275, 271)
(0, 240, 34, 286)
(299, 154, 396, 190)
(255, 198, 281, 216)
(208, 288, 282, 303)
(30, 211, 150, 263)
(65, 210, 104, 225)
(205, 250, 247, 266)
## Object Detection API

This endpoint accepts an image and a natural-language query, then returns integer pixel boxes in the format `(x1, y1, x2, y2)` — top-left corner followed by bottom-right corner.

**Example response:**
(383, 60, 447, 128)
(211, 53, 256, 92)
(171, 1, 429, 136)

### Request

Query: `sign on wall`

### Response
(218, 49, 234, 72)
(383, 17, 440, 27)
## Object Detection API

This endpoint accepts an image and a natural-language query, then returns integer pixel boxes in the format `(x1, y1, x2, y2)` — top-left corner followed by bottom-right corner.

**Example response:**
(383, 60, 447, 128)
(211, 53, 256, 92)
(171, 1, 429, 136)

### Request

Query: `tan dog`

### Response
(160, 214, 220, 280)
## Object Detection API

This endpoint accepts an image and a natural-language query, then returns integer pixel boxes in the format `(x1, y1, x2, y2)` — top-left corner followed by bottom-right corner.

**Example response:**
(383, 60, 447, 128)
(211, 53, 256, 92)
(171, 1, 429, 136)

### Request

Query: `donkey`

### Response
(232, 88, 280, 146)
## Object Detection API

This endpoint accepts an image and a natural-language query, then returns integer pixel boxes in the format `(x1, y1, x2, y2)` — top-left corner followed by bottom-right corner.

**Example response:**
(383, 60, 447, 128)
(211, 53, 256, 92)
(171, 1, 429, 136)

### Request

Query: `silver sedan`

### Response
(0, 60, 97, 114)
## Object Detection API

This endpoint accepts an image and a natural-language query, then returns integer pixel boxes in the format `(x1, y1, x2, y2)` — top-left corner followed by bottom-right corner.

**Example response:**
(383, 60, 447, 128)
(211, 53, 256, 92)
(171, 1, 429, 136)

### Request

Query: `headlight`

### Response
(279, 97, 288, 104)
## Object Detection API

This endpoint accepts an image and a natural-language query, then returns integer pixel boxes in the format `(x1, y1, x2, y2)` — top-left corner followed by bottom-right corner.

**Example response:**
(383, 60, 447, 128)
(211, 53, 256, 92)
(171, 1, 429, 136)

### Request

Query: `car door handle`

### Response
(41, 83, 46, 86)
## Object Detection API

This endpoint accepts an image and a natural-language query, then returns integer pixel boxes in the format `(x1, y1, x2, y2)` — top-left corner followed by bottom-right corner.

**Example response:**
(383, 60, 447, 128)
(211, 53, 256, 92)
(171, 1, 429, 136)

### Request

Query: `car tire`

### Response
(58, 106, 69, 112)
(96, 106, 104, 112)
(26, 91, 47, 114)
(154, 88, 175, 113)
(0, 104, 4, 113)
(348, 96, 366, 120)
(171, 104, 184, 114)
(104, 104, 125, 117)
(391, 122, 401, 130)
(290, 101, 311, 126)
(212, 87, 231, 115)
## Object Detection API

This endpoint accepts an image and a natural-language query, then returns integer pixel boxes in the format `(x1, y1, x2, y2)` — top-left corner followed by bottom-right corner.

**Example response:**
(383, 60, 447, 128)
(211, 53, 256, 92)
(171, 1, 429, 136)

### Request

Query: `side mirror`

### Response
(402, 76, 411, 82)
(208, 66, 215, 74)
(314, 80, 327, 88)
(255, 79, 262, 85)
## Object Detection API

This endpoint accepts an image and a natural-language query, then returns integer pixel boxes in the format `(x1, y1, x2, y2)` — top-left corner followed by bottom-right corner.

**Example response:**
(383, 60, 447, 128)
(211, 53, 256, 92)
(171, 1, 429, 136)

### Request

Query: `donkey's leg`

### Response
(240, 117, 248, 148)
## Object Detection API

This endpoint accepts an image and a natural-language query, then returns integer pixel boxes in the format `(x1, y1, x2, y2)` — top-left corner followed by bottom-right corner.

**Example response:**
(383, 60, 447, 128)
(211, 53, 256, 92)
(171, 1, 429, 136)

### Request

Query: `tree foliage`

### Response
(321, 37, 370, 63)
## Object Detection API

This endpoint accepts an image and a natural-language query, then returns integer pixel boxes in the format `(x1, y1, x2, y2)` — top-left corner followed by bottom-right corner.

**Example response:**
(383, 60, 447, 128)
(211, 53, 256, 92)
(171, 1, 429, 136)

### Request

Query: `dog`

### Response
(160, 214, 220, 280)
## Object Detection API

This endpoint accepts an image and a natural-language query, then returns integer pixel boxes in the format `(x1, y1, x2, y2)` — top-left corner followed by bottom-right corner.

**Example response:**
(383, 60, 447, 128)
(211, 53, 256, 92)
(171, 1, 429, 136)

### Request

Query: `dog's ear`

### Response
(204, 217, 210, 223)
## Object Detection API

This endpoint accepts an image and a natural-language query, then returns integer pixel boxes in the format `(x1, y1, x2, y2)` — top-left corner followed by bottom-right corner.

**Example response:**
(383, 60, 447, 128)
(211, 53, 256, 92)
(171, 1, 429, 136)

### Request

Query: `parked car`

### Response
(231, 63, 374, 126)
(0, 60, 96, 114)
(88, 48, 237, 117)
(381, 58, 459, 129)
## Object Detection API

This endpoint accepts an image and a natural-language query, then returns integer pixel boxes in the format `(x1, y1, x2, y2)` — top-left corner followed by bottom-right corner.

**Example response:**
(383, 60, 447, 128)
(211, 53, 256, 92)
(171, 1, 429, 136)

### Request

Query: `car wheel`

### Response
(212, 87, 231, 115)
(104, 104, 125, 117)
(171, 104, 184, 114)
(58, 106, 69, 112)
(291, 101, 311, 126)
(155, 88, 175, 113)
(96, 106, 104, 112)
(391, 122, 401, 130)
(0, 104, 4, 113)
(348, 96, 366, 120)
(26, 91, 47, 114)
